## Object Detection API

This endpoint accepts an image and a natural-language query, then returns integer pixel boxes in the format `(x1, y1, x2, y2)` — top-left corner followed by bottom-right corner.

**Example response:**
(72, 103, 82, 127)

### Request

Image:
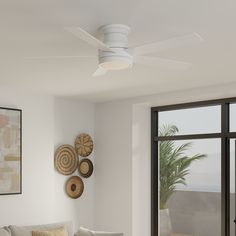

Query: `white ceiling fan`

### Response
(30, 24, 203, 76)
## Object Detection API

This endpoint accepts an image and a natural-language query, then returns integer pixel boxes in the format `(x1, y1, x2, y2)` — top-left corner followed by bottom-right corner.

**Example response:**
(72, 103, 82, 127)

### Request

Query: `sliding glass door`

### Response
(151, 99, 236, 236)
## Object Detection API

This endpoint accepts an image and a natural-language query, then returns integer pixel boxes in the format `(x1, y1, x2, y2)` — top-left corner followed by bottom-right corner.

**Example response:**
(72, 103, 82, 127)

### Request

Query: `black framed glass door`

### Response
(151, 98, 236, 236)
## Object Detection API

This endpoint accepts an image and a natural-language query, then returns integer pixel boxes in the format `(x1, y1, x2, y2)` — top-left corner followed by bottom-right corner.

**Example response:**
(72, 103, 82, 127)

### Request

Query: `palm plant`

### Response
(159, 124, 207, 209)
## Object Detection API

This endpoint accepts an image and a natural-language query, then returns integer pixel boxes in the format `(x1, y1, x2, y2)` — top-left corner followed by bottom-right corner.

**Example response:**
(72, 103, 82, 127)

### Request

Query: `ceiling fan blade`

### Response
(66, 27, 114, 52)
(134, 33, 203, 55)
(24, 55, 96, 59)
(134, 55, 192, 70)
(92, 67, 108, 76)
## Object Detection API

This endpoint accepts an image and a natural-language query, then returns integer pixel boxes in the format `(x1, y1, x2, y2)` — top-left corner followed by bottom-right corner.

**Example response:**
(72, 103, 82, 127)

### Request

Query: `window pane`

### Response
(159, 106, 221, 136)
(230, 103, 236, 131)
(158, 138, 221, 236)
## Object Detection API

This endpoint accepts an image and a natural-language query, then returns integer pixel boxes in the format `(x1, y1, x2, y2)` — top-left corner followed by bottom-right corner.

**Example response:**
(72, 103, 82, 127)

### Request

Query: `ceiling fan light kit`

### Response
(98, 50, 133, 70)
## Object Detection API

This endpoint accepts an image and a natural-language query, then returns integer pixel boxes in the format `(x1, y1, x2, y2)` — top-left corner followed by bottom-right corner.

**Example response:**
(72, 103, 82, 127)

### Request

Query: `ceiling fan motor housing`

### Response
(100, 24, 130, 48)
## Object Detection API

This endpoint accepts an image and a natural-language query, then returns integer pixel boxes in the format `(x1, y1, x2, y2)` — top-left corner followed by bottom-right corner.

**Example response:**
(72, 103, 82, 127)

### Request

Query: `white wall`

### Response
(94, 102, 151, 236)
(0, 90, 95, 231)
(132, 105, 151, 236)
(54, 98, 95, 230)
(94, 102, 133, 236)
(0, 88, 55, 226)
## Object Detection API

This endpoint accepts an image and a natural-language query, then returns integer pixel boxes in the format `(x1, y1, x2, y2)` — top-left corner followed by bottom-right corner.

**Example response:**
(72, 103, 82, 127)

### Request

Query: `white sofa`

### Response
(0, 222, 123, 236)
(0, 221, 73, 236)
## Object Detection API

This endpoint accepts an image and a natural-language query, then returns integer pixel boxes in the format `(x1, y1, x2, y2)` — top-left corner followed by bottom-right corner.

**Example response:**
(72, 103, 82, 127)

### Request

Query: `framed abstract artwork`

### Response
(0, 107, 22, 195)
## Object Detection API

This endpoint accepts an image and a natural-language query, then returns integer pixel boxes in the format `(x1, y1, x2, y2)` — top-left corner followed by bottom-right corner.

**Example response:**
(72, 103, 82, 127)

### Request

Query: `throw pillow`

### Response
(9, 221, 73, 236)
(32, 227, 68, 236)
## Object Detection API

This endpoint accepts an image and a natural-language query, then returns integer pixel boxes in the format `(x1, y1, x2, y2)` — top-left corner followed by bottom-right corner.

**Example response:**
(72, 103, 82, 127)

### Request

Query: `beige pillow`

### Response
(32, 227, 68, 236)
(9, 221, 73, 236)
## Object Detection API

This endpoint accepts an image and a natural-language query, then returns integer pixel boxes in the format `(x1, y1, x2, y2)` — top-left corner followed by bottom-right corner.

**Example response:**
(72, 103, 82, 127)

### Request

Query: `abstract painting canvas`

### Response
(0, 107, 22, 195)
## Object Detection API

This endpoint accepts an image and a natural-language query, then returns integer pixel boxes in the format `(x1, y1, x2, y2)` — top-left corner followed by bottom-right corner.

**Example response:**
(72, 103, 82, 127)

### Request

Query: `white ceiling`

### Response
(0, 0, 236, 102)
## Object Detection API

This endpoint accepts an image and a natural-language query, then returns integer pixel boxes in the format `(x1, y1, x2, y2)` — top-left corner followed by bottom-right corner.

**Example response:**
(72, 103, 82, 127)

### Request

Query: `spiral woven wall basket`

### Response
(54, 144, 78, 175)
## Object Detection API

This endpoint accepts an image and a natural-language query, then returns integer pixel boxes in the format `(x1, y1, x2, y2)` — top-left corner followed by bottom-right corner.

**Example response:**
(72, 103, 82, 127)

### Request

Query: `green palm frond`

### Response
(159, 125, 207, 209)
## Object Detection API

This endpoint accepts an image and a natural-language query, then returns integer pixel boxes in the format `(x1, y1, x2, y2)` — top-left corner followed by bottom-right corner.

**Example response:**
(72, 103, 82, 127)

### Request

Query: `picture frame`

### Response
(0, 107, 22, 195)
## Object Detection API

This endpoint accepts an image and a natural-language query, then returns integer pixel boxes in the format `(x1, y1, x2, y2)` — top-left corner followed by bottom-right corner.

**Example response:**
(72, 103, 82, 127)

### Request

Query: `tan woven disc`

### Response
(80, 162, 89, 174)
(54, 144, 78, 175)
(78, 159, 93, 178)
(75, 133, 93, 157)
(66, 176, 84, 199)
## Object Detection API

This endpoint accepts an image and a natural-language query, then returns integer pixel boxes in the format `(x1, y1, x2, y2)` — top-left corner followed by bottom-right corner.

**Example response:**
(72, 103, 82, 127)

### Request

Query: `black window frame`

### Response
(151, 97, 236, 236)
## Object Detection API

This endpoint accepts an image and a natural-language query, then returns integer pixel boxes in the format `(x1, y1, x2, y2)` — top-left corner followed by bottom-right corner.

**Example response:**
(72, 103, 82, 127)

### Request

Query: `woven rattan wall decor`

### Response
(66, 176, 84, 199)
(78, 159, 93, 178)
(75, 133, 93, 157)
(54, 145, 78, 175)
(54, 133, 94, 199)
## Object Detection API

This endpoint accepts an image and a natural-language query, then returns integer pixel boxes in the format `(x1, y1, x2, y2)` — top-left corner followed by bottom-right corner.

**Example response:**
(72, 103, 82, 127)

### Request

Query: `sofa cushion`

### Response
(76, 227, 123, 236)
(32, 227, 68, 236)
(9, 222, 73, 236)
(0, 227, 11, 236)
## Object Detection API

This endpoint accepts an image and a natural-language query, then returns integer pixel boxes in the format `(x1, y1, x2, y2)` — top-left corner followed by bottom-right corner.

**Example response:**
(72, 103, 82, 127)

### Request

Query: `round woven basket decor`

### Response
(79, 158, 93, 178)
(75, 133, 93, 157)
(66, 176, 84, 199)
(54, 144, 78, 175)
